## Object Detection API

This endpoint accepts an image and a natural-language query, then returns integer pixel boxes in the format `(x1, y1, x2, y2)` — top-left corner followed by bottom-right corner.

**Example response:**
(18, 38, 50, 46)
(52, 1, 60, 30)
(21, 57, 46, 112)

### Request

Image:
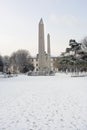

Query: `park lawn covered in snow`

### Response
(0, 73, 87, 130)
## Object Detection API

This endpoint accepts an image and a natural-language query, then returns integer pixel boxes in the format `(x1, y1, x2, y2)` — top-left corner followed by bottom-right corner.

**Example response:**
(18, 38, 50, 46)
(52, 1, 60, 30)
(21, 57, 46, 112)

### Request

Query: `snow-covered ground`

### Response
(0, 73, 87, 130)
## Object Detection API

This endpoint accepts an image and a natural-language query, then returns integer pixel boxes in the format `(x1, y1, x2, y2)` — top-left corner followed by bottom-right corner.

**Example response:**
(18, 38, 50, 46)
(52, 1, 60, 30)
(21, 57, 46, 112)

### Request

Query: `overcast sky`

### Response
(0, 0, 87, 56)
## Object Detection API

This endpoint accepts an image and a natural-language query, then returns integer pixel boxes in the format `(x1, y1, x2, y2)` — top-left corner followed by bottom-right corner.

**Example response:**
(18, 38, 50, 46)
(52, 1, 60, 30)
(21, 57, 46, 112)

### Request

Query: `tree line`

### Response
(55, 37, 87, 73)
(0, 49, 34, 74)
(0, 36, 87, 74)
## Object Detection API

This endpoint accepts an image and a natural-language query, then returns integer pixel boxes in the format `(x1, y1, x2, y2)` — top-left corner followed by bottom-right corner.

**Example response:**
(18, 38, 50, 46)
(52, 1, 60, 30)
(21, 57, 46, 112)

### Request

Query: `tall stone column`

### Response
(47, 33, 51, 72)
(38, 18, 46, 74)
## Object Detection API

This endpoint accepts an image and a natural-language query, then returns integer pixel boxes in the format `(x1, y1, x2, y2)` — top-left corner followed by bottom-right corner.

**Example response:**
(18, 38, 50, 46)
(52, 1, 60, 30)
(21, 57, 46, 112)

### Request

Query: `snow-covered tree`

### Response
(10, 50, 34, 73)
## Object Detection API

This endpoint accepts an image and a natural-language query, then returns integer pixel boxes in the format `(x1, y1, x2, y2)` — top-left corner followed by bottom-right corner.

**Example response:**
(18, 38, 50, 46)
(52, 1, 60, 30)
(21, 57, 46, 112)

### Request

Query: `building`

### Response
(30, 56, 58, 72)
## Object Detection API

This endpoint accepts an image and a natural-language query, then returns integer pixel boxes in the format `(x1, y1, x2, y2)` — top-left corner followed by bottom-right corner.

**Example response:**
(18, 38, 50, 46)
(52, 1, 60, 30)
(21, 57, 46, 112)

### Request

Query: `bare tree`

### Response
(82, 37, 87, 47)
(3, 56, 10, 73)
(81, 37, 87, 52)
(10, 49, 34, 73)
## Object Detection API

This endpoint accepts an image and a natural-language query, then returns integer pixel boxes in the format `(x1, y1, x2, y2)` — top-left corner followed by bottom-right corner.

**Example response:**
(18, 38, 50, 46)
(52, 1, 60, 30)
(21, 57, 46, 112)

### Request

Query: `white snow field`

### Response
(0, 73, 87, 130)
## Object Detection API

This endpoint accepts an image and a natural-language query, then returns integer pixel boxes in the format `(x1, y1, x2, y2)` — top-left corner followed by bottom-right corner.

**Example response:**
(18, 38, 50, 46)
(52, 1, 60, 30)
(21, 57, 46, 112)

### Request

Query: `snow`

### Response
(0, 73, 87, 130)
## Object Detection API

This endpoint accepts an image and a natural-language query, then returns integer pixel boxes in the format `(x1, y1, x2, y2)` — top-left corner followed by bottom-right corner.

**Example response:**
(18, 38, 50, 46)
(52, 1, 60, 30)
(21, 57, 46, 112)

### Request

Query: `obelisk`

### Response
(38, 18, 46, 74)
(47, 33, 51, 72)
